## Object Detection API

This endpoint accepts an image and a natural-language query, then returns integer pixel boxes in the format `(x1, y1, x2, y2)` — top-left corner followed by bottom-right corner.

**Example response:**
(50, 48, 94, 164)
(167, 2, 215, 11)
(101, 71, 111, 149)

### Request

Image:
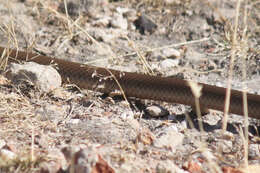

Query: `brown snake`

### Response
(1, 46, 260, 119)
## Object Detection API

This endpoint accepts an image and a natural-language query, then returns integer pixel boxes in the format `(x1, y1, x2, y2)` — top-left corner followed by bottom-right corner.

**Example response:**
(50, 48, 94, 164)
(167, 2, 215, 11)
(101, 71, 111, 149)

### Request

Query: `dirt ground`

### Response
(0, 0, 259, 172)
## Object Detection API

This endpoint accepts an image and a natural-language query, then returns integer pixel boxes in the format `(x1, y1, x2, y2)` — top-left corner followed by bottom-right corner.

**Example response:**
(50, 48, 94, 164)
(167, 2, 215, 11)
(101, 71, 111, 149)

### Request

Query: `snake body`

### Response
(1, 46, 260, 119)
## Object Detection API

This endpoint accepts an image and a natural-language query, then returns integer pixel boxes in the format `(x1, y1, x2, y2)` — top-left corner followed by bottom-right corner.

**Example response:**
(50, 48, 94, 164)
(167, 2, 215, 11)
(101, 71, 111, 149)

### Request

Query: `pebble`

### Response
(7, 62, 61, 93)
(110, 13, 128, 30)
(161, 48, 181, 58)
(156, 160, 187, 173)
(0, 149, 17, 160)
(248, 144, 260, 160)
(153, 131, 184, 149)
(159, 59, 179, 69)
(134, 14, 157, 34)
(217, 139, 233, 153)
(146, 105, 169, 117)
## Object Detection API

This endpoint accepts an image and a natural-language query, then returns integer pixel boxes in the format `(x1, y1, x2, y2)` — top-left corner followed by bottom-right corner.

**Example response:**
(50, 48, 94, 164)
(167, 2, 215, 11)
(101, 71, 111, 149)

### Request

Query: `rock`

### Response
(162, 48, 181, 58)
(69, 119, 81, 124)
(159, 59, 179, 69)
(217, 139, 233, 153)
(123, 9, 137, 22)
(0, 140, 6, 149)
(115, 7, 130, 14)
(0, 149, 17, 160)
(51, 87, 72, 100)
(110, 13, 128, 30)
(134, 14, 157, 34)
(7, 62, 62, 93)
(146, 105, 169, 117)
(88, 28, 114, 43)
(153, 131, 184, 149)
(151, 48, 181, 60)
(156, 160, 187, 173)
(248, 144, 260, 160)
(164, 0, 181, 5)
(92, 16, 111, 27)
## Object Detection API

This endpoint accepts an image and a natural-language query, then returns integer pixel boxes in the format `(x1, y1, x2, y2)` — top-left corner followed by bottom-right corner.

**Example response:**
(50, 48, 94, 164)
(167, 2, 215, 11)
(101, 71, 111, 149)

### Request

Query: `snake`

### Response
(1, 46, 260, 119)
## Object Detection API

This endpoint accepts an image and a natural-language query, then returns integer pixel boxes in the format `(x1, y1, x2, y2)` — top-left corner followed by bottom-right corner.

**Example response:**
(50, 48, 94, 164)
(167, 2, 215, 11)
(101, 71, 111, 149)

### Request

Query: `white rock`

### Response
(162, 48, 181, 58)
(153, 131, 184, 149)
(0, 140, 6, 149)
(156, 160, 187, 173)
(88, 28, 114, 43)
(92, 16, 111, 27)
(146, 105, 168, 117)
(7, 62, 61, 92)
(248, 144, 260, 159)
(159, 59, 179, 69)
(69, 119, 81, 124)
(164, 0, 181, 5)
(110, 14, 128, 30)
(0, 149, 17, 160)
(116, 7, 130, 14)
(217, 140, 233, 153)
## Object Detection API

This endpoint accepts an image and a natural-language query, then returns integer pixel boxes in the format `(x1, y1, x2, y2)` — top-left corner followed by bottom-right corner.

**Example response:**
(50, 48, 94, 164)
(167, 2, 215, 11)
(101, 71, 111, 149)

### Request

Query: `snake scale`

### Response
(1, 46, 260, 119)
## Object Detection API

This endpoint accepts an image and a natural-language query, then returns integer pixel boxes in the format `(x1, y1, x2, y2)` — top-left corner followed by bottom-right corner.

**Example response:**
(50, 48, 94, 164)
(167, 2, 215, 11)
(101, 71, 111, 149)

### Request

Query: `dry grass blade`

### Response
(188, 81, 204, 132)
(222, 0, 241, 131)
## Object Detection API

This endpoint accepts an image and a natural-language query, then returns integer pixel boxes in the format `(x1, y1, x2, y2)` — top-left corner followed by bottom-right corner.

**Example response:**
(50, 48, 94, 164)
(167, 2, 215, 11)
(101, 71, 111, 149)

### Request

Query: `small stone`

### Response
(146, 105, 169, 117)
(87, 28, 113, 43)
(162, 48, 181, 58)
(0, 149, 17, 160)
(167, 0, 183, 5)
(93, 17, 111, 27)
(159, 59, 179, 69)
(7, 62, 62, 93)
(51, 87, 72, 100)
(110, 13, 128, 30)
(153, 131, 184, 149)
(156, 160, 186, 173)
(134, 14, 157, 34)
(124, 9, 137, 22)
(217, 139, 233, 153)
(0, 140, 6, 149)
(115, 7, 129, 14)
(69, 119, 81, 124)
(214, 130, 234, 141)
(248, 144, 260, 160)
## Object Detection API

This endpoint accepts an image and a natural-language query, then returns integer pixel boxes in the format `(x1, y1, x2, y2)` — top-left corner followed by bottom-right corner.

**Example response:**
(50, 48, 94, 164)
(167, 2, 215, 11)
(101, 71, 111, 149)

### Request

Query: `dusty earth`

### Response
(0, 0, 259, 172)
